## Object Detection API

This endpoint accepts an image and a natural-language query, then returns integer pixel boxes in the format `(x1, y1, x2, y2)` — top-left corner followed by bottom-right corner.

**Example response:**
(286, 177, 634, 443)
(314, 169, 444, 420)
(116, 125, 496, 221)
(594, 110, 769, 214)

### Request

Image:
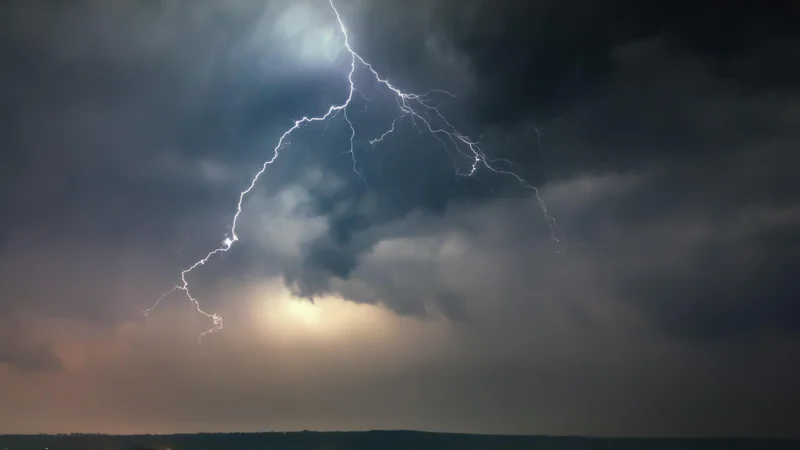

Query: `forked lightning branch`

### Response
(146, 0, 558, 341)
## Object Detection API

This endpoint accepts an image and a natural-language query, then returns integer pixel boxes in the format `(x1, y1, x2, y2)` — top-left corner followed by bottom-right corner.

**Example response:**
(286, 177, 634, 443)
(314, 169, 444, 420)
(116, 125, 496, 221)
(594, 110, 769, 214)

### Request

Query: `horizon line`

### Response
(1, 430, 797, 440)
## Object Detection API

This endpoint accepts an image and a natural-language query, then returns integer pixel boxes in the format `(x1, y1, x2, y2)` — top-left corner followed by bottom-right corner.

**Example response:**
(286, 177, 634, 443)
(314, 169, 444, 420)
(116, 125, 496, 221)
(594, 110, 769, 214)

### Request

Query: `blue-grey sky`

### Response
(1, 0, 798, 437)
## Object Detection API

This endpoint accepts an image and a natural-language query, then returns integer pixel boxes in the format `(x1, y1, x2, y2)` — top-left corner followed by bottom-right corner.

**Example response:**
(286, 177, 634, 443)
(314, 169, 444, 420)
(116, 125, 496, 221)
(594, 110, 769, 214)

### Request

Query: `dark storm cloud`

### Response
(283, 2, 800, 339)
(428, 0, 800, 126)
(0, 0, 441, 322)
(544, 37, 800, 339)
(3, 0, 798, 337)
(0, 0, 351, 246)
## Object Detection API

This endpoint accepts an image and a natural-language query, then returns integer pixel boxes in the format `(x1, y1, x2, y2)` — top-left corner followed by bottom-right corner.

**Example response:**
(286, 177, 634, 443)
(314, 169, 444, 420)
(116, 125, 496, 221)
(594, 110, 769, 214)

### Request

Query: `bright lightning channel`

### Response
(145, 0, 558, 342)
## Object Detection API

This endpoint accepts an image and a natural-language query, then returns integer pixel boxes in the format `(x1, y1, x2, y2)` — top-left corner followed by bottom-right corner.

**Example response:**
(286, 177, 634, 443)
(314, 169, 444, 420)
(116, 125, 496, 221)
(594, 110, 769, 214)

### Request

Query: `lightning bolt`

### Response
(146, 0, 558, 341)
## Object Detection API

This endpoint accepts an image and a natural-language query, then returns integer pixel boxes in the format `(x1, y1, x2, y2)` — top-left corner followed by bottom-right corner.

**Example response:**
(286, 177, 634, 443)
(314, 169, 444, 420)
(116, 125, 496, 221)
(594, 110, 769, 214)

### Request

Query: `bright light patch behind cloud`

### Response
(248, 0, 343, 70)
(247, 279, 457, 366)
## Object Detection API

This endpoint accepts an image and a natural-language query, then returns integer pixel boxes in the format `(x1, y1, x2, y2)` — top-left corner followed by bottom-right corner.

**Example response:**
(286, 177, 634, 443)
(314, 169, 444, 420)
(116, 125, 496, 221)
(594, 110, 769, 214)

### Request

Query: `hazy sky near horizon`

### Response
(1, 0, 799, 437)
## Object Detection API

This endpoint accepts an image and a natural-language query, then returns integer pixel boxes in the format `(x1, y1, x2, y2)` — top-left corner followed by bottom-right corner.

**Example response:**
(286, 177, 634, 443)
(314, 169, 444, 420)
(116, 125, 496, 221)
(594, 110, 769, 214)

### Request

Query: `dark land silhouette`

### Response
(0, 431, 798, 450)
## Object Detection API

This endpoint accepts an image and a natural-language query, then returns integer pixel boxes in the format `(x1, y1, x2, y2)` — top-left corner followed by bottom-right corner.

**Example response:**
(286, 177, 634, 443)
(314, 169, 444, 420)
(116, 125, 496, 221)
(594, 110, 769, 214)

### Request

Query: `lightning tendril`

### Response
(145, 0, 558, 342)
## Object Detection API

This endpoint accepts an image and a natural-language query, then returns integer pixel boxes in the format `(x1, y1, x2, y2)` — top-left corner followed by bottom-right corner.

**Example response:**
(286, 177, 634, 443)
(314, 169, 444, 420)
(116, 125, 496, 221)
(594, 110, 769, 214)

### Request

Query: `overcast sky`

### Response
(1, 0, 799, 438)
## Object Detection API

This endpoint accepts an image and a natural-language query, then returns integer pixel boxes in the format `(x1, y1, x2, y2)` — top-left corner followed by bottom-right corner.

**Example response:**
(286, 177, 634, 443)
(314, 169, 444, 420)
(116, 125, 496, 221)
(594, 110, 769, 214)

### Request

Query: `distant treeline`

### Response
(0, 430, 797, 450)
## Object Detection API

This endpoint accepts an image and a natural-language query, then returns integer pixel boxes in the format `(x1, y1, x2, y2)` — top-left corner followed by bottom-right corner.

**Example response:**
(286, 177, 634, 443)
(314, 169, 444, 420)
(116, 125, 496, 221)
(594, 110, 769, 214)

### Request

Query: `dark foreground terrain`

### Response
(1, 431, 798, 450)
